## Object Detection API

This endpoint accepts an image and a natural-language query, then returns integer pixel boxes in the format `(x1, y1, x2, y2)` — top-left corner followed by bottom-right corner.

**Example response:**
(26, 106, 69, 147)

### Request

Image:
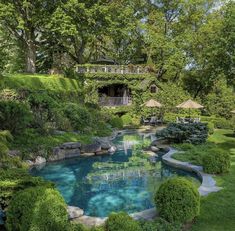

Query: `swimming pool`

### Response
(31, 131, 199, 218)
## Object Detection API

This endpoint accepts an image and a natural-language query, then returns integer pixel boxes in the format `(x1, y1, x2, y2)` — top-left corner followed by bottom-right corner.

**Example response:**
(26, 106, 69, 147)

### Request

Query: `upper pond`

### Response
(31, 131, 200, 218)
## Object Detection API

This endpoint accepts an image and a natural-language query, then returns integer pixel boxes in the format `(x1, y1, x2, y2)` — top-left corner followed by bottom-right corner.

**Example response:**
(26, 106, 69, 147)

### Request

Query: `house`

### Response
(76, 64, 159, 107)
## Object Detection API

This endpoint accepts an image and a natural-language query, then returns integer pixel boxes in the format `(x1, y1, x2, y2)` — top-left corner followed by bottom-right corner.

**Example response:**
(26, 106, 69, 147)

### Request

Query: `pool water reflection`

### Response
(31, 132, 199, 217)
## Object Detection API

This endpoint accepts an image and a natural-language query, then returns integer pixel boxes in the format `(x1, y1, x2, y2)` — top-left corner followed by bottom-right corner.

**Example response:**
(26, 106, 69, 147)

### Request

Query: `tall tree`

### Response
(183, 0, 235, 97)
(0, 0, 57, 73)
(47, 0, 145, 64)
(143, 0, 216, 81)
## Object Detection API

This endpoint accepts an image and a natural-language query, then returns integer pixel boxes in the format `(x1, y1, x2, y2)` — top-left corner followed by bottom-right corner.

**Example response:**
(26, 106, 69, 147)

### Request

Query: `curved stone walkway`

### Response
(162, 147, 222, 196)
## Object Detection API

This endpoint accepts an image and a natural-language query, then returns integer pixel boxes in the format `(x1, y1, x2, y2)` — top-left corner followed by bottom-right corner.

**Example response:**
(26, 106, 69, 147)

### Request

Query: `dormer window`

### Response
(150, 84, 158, 93)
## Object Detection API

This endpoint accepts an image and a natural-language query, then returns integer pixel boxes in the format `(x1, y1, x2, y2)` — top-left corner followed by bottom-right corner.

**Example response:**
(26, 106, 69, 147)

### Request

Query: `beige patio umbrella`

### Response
(176, 99, 203, 117)
(231, 110, 235, 114)
(143, 99, 162, 116)
(144, 99, 162, 108)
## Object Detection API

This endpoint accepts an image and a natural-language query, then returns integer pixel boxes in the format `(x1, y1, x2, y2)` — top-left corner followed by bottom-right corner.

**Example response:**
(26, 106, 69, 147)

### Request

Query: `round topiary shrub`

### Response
(6, 186, 69, 231)
(155, 177, 200, 223)
(105, 212, 142, 231)
(202, 148, 230, 174)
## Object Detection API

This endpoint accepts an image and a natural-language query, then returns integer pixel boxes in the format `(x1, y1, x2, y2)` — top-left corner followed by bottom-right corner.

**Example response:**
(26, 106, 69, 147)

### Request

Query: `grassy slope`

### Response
(0, 73, 82, 92)
(11, 131, 92, 156)
(174, 130, 235, 231)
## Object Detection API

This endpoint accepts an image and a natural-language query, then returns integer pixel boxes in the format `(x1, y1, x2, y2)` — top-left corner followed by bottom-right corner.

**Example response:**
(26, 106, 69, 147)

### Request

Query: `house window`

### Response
(150, 85, 158, 93)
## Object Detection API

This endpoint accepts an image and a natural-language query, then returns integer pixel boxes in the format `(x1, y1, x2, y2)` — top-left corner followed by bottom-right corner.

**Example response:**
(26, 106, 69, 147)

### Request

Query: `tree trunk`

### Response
(25, 40, 36, 73)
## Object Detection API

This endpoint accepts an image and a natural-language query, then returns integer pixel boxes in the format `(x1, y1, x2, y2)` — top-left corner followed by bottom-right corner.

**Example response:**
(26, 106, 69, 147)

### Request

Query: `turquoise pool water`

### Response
(31, 132, 199, 218)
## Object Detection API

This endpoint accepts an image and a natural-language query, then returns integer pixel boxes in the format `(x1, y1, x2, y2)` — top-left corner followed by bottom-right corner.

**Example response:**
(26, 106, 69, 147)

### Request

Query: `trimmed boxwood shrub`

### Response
(156, 122, 208, 144)
(105, 212, 142, 231)
(155, 177, 200, 223)
(202, 149, 230, 174)
(6, 186, 69, 231)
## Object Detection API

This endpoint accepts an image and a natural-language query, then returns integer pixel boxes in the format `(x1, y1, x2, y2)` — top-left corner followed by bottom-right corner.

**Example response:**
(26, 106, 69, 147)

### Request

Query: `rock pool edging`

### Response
(29, 130, 222, 227)
(71, 146, 223, 227)
(162, 147, 222, 196)
(28, 130, 121, 165)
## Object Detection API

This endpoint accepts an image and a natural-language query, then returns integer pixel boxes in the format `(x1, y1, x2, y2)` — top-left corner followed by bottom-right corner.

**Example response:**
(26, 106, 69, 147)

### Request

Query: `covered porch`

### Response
(98, 84, 132, 106)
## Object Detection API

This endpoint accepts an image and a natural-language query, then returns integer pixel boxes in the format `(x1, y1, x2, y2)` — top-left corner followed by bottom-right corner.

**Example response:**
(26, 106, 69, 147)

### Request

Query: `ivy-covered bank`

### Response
(76, 72, 191, 108)
(0, 74, 122, 165)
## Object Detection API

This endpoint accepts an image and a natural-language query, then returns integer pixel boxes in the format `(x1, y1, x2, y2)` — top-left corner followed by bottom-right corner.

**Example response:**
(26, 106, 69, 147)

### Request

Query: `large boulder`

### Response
(151, 146, 160, 152)
(50, 147, 81, 161)
(60, 142, 81, 149)
(145, 151, 158, 157)
(67, 206, 84, 220)
(81, 143, 102, 154)
(73, 215, 106, 227)
(151, 138, 169, 147)
(93, 137, 113, 150)
(34, 156, 46, 165)
(108, 146, 117, 154)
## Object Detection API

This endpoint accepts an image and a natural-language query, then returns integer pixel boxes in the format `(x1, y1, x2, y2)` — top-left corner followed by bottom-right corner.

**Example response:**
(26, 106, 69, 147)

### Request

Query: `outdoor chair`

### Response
(156, 117, 163, 124)
(142, 117, 150, 125)
(150, 116, 157, 126)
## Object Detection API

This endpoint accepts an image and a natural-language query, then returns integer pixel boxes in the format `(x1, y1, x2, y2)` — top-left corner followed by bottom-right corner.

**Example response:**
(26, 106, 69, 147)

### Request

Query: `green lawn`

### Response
(0, 73, 82, 93)
(173, 129, 235, 231)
